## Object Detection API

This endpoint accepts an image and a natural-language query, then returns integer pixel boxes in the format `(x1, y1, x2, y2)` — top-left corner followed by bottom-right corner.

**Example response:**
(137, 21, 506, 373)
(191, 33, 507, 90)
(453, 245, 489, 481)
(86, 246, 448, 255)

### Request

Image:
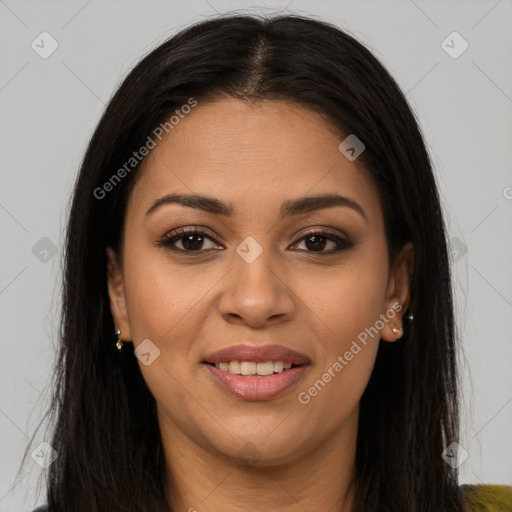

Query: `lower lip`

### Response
(203, 363, 309, 401)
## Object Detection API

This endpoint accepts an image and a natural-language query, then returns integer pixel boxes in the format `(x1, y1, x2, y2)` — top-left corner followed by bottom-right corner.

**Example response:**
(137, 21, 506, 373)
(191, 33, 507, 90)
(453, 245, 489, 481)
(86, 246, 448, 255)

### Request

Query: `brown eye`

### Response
(158, 227, 355, 256)
(178, 233, 207, 251)
(158, 228, 223, 253)
(291, 231, 355, 254)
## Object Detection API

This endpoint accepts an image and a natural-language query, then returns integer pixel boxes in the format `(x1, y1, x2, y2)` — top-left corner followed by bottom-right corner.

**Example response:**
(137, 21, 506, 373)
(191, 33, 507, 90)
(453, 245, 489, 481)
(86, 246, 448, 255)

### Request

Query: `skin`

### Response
(107, 97, 414, 512)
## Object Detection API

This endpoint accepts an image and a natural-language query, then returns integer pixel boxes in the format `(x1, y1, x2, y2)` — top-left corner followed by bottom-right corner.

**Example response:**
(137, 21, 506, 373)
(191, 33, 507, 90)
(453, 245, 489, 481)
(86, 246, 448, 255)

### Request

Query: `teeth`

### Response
(227, 361, 239, 373)
(212, 360, 297, 376)
(241, 361, 257, 375)
(273, 360, 284, 372)
(254, 361, 274, 376)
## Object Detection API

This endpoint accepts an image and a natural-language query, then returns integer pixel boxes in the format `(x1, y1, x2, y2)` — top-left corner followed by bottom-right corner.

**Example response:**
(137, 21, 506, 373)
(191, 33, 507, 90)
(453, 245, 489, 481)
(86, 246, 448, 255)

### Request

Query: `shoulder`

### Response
(461, 484, 512, 511)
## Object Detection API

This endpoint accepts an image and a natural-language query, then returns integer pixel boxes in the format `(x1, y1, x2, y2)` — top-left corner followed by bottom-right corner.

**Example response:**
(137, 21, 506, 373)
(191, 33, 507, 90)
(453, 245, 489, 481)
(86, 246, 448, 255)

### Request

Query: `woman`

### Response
(27, 12, 511, 512)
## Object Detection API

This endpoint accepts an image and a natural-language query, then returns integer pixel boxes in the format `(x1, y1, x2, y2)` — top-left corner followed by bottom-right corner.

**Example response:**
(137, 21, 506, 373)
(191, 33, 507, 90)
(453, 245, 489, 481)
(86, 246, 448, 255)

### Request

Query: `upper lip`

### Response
(203, 344, 311, 365)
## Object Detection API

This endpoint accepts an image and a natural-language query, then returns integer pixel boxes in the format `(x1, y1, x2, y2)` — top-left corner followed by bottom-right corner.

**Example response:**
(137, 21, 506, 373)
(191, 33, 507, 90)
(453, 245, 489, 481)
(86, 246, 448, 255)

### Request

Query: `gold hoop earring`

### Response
(115, 328, 123, 351)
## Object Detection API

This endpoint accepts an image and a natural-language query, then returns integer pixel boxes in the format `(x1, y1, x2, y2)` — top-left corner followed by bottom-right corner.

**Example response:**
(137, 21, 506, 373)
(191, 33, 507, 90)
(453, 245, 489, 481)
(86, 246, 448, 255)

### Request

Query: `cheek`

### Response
(120, 248, 204, 403)
(298, 249, 389, 348)
(294, 247, 389, 408)
(122, 244, 209, 337)
(121, 241, 229, 380)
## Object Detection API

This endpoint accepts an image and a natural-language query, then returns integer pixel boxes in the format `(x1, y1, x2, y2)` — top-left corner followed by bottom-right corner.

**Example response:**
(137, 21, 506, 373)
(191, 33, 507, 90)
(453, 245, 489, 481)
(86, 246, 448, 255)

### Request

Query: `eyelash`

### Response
(157, 227, 355, 255)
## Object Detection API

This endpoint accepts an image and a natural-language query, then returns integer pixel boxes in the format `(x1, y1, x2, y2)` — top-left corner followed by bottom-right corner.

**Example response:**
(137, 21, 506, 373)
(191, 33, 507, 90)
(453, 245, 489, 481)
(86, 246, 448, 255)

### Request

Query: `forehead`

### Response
(128, 98, 383, 227)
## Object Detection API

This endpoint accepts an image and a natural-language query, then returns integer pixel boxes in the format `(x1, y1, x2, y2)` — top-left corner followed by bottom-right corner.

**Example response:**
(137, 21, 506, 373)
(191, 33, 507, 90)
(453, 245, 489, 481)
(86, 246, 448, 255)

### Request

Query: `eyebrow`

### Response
(145, 192, 368, 223)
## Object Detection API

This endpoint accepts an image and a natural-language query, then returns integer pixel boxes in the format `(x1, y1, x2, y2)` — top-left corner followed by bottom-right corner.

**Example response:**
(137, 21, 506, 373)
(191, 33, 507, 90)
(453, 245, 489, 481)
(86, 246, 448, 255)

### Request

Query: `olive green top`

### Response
(461, 484, 512, 511)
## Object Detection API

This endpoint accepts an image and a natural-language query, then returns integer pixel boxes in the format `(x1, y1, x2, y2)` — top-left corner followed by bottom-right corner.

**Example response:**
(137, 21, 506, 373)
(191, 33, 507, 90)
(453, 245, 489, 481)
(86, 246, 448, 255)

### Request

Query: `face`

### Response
(107, 97, 413, 467)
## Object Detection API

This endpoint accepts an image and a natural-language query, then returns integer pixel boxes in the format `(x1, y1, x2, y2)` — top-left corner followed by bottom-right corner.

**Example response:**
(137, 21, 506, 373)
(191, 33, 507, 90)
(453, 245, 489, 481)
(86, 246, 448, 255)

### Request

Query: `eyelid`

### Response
(289, 228, 354, 254)
(160, 226, 224, 250)
(163, 225, 221, 242)
(292, 226, 349, 243)
(162, 225, 349, 242)
(158, 225, 354, 255)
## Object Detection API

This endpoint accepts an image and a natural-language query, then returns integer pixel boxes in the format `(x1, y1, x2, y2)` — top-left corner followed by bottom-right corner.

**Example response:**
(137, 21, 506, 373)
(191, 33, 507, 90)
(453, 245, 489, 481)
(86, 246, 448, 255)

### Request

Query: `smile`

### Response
(209, 360, 295, 375)
(203, 361, 310, 401)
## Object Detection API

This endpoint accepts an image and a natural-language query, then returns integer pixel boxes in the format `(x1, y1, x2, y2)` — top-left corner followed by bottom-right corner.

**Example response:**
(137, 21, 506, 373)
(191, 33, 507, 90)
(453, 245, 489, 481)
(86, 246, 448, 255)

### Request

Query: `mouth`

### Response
(201, 344, 311, 401)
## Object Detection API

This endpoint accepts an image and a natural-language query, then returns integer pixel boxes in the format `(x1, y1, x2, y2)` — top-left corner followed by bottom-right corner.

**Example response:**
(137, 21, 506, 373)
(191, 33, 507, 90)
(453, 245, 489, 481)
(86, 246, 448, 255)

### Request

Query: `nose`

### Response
(217, 248, 296, 328)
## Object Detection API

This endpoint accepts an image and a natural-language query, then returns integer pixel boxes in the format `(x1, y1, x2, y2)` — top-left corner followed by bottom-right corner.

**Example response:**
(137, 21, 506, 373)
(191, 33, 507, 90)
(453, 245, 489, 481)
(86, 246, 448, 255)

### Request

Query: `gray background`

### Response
(1, 0, 511, 510)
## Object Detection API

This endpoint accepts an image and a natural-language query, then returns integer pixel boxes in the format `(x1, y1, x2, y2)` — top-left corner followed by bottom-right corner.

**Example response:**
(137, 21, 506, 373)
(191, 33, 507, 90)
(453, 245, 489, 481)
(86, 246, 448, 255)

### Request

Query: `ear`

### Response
(106, 246, 132, 341)
(380, 241, 414, 342)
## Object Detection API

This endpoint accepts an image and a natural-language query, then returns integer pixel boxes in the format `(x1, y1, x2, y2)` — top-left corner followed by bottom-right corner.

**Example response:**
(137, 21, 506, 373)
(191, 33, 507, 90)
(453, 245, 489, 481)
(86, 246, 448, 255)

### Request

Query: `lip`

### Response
(202, 343, 311, 401)
(203, 363, 310, 401)
(203, 344, 311, 365)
